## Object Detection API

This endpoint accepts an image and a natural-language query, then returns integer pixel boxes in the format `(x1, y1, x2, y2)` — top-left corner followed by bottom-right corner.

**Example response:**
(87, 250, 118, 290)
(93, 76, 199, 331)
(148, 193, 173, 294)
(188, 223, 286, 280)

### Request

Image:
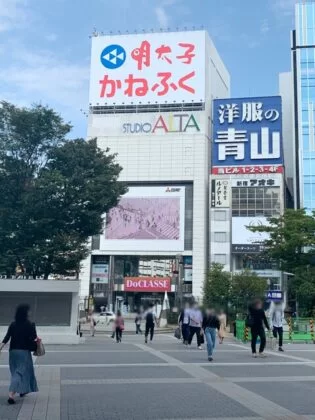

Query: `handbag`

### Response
(174, 327, 181, 340)
(200, 333, 205, 345)
(33, 339, 45, 357)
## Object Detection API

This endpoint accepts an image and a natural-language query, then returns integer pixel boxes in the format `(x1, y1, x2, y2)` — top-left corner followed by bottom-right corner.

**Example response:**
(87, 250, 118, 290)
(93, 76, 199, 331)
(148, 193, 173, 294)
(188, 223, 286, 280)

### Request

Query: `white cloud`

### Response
(271, 0, 296, 16)
(0, 49, 89, 110)
(154, 6, 169, 29)
(0, 0, 29, 32)
(45, 33, 58, 42)
(260, 19, 270, 34)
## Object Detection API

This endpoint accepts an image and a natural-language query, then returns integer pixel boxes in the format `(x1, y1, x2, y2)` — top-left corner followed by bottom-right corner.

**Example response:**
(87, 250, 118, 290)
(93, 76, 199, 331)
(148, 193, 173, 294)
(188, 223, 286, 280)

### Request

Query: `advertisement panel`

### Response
(91, 264, 109, 284)
(232, 217, 270, 251)
(88, 112, 202, 137)
(183, 256, 192, 282)
(100, 186, 185, 252)
(212, 96, 283, 173)
(89, 31, 206, 106)
(124, 277, 171, 292)
(231, 177, 281, 188)
(211, 179, 230, 207)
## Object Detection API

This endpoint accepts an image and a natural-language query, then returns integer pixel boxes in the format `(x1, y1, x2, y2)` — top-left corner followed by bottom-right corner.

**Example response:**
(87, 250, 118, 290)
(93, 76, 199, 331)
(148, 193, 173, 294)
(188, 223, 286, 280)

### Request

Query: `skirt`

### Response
(9, 350, 38, 394)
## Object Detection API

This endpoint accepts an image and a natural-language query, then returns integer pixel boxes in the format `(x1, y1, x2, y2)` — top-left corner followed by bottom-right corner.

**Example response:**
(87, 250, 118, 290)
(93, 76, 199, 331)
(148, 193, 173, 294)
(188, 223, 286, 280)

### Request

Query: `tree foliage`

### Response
(230, 271, 267, 315)
(247, 209, 315, 272)
(0, 102, 127, 278)
(203, 263, 231, 310)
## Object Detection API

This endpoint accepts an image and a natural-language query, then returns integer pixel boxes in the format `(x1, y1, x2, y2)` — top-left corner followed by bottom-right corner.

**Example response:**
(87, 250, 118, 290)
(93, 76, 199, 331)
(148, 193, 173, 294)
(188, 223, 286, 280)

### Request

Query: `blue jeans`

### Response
(204, 327, 216, 357)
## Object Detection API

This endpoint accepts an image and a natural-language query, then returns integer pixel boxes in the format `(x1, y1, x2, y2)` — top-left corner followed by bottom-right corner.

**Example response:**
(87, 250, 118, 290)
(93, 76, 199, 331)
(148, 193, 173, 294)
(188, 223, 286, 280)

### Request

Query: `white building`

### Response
(80, 30, 230, 309)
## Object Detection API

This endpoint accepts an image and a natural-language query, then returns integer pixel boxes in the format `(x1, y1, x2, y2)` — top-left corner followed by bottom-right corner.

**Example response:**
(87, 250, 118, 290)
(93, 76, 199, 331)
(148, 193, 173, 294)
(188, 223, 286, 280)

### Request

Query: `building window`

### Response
(214, 232, 227, 242)
(232, 187, 280, 217)
(213, 254, 227, 265)
(214, 210, 227, 221)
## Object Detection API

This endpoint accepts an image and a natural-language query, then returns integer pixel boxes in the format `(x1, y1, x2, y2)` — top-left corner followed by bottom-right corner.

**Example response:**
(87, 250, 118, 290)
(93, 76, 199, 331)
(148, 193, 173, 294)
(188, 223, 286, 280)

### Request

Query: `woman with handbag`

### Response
(0, 304, 39, 405)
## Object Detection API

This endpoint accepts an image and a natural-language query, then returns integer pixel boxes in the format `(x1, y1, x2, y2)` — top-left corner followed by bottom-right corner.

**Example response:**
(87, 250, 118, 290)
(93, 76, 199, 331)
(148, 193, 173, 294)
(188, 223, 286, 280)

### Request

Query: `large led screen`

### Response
(100, 186, 185, 252)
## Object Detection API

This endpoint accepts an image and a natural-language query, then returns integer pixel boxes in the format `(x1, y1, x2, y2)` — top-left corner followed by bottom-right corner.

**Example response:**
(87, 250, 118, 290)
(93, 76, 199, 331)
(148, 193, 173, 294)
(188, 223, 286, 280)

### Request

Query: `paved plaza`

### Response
(1, 334, 315, 419)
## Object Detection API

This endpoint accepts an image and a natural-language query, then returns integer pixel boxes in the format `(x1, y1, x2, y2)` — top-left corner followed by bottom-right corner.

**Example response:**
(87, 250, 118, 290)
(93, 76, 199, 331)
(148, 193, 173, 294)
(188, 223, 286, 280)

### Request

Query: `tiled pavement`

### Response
(1, 335, 315, 419)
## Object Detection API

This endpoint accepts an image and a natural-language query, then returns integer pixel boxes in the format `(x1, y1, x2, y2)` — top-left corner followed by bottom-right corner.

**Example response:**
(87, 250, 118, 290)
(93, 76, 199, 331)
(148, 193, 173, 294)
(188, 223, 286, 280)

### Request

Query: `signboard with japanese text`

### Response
(100, 186, 185, 252)
(232, 244, 264, 253)
(231, 177, 281, 188)
(88, 112, 203, 138)
(211, 179, 230, 207)
(232, 217, 270, 248)
(265, 290, 283, 302)
(91, 264, 109, 284)
(212, 96, 283, 172)
(89, 31, 206, 106)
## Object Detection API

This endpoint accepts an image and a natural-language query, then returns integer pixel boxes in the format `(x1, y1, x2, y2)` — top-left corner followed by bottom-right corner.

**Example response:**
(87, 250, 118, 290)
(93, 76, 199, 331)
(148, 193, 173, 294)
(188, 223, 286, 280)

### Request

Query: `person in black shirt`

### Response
(202, 309, 221, 361)
(0, 304, 38, 404)
(248, 299, 270, 358)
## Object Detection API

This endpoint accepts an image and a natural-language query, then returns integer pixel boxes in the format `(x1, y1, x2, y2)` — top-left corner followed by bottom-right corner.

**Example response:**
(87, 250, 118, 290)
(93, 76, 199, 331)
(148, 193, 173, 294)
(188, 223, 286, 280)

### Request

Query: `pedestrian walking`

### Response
(115, 311, 124, 343)
(218, 310, 227, 344)
(89, 311, 96, 337)
(145, 303, 157, 344)
(0, 304, 38, 405)
(188, 303, 203, 349)
(135, 311, 143, 335)
(269, 300, 285, 352)
(247, 299, 270, 358)
(178, 302, 190, 345)
(202, 309, 221, 361)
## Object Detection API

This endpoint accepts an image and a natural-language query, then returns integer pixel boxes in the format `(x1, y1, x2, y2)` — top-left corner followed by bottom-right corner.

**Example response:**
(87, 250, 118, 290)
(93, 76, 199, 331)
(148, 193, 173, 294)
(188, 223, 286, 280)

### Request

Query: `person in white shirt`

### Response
(269, 300, 285, 352)
(188, 303, 203, 350)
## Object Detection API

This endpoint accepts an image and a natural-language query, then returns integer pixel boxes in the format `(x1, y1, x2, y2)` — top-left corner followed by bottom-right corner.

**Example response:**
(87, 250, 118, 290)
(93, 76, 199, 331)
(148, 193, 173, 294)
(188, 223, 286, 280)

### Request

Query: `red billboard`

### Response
(124, 277, 171, 292)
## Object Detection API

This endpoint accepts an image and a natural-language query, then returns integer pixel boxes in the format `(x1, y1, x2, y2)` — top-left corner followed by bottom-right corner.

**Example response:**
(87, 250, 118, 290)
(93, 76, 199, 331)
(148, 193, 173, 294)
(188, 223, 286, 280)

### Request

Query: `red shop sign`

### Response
(124, 277, 171, 292)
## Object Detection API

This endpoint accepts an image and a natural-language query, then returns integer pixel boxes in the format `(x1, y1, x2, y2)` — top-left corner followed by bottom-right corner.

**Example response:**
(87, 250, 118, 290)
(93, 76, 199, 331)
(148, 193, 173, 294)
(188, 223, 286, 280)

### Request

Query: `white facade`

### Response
(80, 31, 230, 301)
(0, 279, 80, 344)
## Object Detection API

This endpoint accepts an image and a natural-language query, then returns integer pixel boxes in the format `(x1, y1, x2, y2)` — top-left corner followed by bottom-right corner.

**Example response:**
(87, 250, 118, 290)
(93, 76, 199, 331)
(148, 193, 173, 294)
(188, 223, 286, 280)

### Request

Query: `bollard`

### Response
(288, 317, 292, 341)
(310, 319, 314, 343)
(244, 326, 249, 342)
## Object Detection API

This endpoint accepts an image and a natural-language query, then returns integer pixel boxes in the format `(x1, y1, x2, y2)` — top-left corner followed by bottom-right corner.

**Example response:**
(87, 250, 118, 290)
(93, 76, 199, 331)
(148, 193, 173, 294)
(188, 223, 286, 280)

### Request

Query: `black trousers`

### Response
(188, 326, 202, 346)
(273, 326, 283, 347)
(116, 327, 122, 342)
(145, 323, 154, 341)
(251, 327, 266, 354)
(136, 324, 142, 334)
(182, 324, 190, 342)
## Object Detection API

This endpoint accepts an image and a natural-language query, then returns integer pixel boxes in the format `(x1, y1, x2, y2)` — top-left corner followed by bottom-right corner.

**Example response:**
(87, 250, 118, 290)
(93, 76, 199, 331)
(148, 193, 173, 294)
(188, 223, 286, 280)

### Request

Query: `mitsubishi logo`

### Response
(100, 44, 126, 69)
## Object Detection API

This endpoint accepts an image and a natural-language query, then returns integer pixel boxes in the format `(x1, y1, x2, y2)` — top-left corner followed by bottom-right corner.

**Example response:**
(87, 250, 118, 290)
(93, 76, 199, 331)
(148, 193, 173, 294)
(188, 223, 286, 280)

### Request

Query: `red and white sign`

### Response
(124, 277, 171, 292)
(89, 31, 206, 106)
(211, 166, 284, 175)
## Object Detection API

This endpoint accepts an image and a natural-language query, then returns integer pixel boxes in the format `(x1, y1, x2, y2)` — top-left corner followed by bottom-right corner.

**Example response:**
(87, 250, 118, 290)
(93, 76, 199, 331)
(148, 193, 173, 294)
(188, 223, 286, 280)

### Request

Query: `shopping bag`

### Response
(266, 335, 277, 351)
(174, 327, 181, 340)
(33, 339, 45, 357)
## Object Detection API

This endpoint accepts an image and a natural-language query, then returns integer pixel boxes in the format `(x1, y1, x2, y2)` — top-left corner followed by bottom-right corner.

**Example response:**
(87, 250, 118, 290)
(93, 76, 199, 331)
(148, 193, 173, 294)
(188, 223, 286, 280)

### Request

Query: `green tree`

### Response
(0, 102, 127, 278)
(247, 209, 315, 272)
(289, 267, 315, 317)
(203, 263, 231, 310)
(230, 270, 267, 315)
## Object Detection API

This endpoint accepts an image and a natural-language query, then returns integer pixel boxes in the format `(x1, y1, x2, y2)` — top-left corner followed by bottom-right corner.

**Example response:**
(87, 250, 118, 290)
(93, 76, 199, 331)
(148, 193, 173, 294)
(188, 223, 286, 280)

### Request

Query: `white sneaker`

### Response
(198, 346, 203, 350)
(252, 353, 257, 358)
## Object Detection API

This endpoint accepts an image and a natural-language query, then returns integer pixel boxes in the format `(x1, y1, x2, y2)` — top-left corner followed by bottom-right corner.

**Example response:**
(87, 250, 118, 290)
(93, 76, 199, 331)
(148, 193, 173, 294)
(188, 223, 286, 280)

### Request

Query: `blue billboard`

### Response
(212, 96, 283, 174)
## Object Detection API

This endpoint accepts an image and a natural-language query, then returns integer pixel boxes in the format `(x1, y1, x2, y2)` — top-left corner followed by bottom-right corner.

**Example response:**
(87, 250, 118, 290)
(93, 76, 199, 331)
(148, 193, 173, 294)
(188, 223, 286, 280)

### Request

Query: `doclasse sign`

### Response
(124, 277, 171, 292)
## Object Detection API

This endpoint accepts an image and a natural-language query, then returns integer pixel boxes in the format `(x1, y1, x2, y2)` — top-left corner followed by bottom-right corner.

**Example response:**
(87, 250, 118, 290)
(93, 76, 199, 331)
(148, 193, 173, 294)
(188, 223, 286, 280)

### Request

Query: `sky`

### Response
(0, 0, 297, 138)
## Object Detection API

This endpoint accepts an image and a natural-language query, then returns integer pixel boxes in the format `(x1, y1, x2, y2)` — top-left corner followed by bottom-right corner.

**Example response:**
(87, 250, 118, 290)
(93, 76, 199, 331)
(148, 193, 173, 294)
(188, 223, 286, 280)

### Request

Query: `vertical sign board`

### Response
(212, 96, 283, 175)
(91, 264, 109, 284)
(89, 31, 206, 106)
(211, 179, 230, 207)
